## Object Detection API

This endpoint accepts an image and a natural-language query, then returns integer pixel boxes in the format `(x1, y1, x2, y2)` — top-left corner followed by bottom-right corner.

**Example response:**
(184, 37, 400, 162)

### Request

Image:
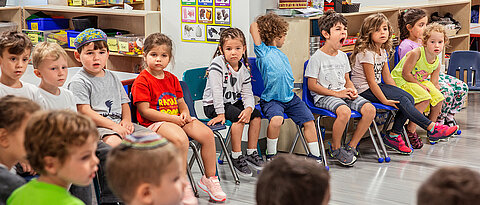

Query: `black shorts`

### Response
(204, 101, 262, 123)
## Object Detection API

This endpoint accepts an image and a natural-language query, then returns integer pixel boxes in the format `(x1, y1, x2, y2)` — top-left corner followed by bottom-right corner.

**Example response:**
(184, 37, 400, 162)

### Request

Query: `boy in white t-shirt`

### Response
(304, 10, 376, 166)
(0, 31, 44, 106)
(32, 42, 76, 111)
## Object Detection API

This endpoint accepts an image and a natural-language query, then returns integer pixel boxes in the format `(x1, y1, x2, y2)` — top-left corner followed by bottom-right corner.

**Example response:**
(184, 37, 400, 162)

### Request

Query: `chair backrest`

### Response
(394, 45, 400, 67)
(302, 60, 317, 109)
(179, 81, 198, 118)
(182, 67, 209, 102)
(121, 79, 137, 123)
(447, 50, 480, 90)
(248, 57, 265, 97)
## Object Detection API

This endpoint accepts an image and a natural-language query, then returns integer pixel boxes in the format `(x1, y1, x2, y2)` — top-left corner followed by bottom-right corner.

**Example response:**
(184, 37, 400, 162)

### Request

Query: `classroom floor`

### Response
(190, 92, 480, 205)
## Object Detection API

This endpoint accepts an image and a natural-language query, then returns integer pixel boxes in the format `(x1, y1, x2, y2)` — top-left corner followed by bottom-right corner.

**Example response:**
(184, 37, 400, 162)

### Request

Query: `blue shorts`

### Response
(260, 95, 314, 126)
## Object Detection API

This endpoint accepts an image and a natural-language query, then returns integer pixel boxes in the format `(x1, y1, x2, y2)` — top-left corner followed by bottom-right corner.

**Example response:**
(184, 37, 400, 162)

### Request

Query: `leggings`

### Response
(360, 83, 432, 134)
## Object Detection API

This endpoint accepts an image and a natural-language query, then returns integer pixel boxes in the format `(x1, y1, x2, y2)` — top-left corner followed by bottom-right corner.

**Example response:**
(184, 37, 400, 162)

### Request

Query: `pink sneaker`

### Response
(382, 134, 412, 154)
(197, 176, 226, 202)
(182, 184, 198, 205)
(427, 123, 459, 143)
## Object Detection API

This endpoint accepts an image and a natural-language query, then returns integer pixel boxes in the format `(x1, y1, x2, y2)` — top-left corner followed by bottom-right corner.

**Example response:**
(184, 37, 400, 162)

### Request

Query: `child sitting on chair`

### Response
(305, 10, 376, 166)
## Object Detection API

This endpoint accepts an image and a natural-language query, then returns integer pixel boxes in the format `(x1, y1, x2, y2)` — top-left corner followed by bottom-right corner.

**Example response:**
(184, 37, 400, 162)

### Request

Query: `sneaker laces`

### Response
(208, 177, 223, 193)
(237, 155, 249, 168)
(250, 152, 261, 163)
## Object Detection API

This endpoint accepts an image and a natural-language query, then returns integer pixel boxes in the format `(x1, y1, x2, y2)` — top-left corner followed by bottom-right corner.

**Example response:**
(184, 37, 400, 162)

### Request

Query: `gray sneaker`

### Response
(231, 154, 252, 177)
(330, 147, 356, 166)
(245, 151, 265, 169)
(345, 144, 359, 156)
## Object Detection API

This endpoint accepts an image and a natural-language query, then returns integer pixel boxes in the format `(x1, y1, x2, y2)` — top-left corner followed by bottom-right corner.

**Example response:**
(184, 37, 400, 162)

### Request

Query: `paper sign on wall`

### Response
(181, 0, 232, 44)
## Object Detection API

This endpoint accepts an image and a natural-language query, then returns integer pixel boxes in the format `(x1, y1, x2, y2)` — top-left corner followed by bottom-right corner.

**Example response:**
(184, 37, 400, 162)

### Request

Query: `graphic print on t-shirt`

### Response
(156, 92, 179, 115)
(100, 99, 122, 119)
(373, 61, 384, 82)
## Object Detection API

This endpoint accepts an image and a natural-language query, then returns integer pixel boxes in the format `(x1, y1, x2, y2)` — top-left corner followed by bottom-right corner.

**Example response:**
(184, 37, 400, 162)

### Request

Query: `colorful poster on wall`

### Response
(181, 0, 232, 43)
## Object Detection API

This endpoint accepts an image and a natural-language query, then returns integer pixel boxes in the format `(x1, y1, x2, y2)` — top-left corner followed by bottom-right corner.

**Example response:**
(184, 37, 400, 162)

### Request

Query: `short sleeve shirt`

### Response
(7, 179, 84, 205)
(305, 49, 351, 103)
(131, 70, 183, 127)
(39, 87, 77, 111)
(0, 81, 45, 107)
(351, 49, 388, 94)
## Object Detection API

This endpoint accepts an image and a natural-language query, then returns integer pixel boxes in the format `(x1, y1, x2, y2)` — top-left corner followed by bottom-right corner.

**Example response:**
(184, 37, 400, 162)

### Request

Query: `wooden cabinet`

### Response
(23, 5, 161, 72)
(0, 6, 22, 32)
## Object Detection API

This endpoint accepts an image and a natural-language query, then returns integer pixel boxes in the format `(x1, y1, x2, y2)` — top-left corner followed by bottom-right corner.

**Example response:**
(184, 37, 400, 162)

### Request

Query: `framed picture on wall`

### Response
(182, 6, 196, 23)
(198, 0, 213, 6)
(214, 7, 230, 25)
(181, 0, 196, 5)
(215, 0, 230, 6)
(198, 7, 213, 24)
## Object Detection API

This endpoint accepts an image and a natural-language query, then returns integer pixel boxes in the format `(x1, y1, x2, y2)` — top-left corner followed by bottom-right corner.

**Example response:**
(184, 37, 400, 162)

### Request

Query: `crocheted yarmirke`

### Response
(74, 28, 107, 49)
(121, 132, 168, 149)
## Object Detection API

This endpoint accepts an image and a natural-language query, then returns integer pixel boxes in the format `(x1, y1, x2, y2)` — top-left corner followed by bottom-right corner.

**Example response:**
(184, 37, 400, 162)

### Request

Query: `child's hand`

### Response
(335, 89, 352, 99)
(207, 114, 225, 126)
(382, 99, 400, 109)
(120, 120, 134, 134)
(346, 88, 358, 100)
(112, 124, 129, 138)
(19, 161, 36, 175)
(180, 113, 193, 124)
(419, 83, 430, 92)
(238, 107, 253, 123)
(172, 115, 187, 127)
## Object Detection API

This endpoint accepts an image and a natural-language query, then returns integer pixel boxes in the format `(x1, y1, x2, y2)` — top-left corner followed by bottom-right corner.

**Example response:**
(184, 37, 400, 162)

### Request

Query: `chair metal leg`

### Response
(368, 125, 383, 163)
(288, 131, 300, 154)
(372, 121, 390, 162)
(296, 125, 311, 155)
(217, 127, 232, 164)
(214, 131, 240, 184)
(93, 173, 101, 205)
(316, 117, 329, 169)
(186, 163, 199, 197)
(402, 127, 413, 151)
(189, 141, 205, 176)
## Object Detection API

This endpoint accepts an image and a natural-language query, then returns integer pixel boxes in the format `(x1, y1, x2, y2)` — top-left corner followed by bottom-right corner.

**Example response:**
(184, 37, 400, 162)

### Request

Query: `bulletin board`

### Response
(181, 0, 232, 43)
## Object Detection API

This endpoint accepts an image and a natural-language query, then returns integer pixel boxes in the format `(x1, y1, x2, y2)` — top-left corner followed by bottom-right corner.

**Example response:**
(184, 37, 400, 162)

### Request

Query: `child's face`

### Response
(0, 49, 31, 82)
(325, 22, 348, 50)
(75, 43, 109, 76)
(424, 31, 445, 55)
(54, 136, 99, 187)
(220, 38, 246, 66)
(274, 34, 286, 48)
(371, 22, 390, 46)
(150, 160, 186, 205)
(144, 45, 171, 73)
(34, 56, 68, 88)
(408, 16, 427, 40)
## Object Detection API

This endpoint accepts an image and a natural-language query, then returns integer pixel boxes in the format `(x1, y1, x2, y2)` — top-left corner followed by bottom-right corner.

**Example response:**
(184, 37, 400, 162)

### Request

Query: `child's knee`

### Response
(302, 120, 315, 130)
(269, 116, 284, 128)
(335, 105, 351, 121)
(361, 103, 376, 118)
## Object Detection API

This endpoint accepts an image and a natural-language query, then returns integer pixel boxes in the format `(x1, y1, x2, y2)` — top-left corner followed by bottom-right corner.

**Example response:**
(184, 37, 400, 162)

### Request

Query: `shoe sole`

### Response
(246, 161, 264, 170)
(428, 127, 458, 143)
(383, 143, 412, 155)
(233, 166, 253, 177)
(328, 151, 356, 166)
(197, 181, 227, 202)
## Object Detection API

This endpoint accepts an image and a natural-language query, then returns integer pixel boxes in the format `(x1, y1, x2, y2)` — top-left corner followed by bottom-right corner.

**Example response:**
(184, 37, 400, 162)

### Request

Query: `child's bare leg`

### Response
(247, 117, 261, 150)
(332, 105, 350, 150)
(267, 116, 283, 140)
(407, 100, 430, 133)
(429, 101, 443, 122)
(183, 120, 217, 177)
(303, 120, 316, 143)
(155, 122, 189, 176)
(231, 122, 245, 153)
(103, 135, 122, 147)
(350, 103, 376, 148)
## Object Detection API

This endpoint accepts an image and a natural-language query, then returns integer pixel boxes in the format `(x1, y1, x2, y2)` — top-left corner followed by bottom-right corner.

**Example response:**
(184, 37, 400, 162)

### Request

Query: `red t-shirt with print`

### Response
(132, 70, 183, 127)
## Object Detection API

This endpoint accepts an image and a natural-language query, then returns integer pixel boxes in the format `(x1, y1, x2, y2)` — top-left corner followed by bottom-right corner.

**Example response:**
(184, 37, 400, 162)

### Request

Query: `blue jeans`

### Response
(360, 83, 432, 134)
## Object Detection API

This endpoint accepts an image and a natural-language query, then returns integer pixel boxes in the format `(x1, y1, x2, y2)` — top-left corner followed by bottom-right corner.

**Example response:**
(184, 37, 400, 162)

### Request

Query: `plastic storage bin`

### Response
(27, 18, 69, 31)
(116, 34, 144, 56)
(67, 30, 81, 49)
(46, 30, 68, 48)
(23, 29, 46, 46)
(107, 37, 118, 52)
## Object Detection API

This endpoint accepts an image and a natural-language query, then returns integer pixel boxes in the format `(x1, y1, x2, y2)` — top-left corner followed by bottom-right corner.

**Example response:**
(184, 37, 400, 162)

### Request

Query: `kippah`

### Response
(74, 28, 107, 49)
(121, 131, 168, 149)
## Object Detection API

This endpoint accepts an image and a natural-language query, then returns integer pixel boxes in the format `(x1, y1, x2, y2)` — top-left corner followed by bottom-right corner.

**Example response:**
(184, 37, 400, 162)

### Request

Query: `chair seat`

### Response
(372, 103, 397, 111)
(198, 118, 233, 127)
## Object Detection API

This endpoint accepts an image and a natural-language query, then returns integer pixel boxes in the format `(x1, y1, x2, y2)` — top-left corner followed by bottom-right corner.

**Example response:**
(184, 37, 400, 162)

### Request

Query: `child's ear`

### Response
(43, 156, 60, 175)
(321, 30, 330, 39)
(74, 51, 81, 63)
(218, 46, 223, 55)
(135, 183, 153, 204)
(0, 128, 9, 148)
(33, 69, 42, 78)
(406, 24, 413, 32)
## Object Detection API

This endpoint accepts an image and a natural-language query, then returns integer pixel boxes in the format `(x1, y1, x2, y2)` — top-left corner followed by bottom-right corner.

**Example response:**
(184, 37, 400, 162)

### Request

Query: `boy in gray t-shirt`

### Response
(304, 10, 376, 166)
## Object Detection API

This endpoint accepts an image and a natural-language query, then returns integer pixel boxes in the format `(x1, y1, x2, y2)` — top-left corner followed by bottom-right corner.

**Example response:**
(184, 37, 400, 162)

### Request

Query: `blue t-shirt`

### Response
(254, 42, 294, 103)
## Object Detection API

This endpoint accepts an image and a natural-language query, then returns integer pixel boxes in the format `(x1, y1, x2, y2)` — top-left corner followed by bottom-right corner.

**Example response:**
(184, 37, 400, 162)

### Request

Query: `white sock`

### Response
(247, 149, 256, 155)
(231, 151, 242, 159)
(266, 138, 278, 155)
(308, 142, 321, 157)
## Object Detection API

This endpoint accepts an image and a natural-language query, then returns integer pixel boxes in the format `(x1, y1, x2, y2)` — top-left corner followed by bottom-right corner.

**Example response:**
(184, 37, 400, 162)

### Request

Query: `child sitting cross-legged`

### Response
(7, 110, 99, 205)
(305, 10, 376, 166)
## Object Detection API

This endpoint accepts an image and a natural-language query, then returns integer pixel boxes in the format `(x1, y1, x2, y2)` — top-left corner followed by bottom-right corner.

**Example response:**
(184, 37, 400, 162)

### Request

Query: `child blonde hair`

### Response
(422, 22, 449, 46)
(256, 13, 289, 45)
(24, 110, 98, 175)
(31, 42, 68, 69)
(351, 13, 394, 63)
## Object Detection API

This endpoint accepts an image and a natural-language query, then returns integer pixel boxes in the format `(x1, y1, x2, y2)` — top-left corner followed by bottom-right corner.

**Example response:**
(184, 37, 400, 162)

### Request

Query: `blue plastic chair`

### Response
(302, 60, 389, 163)
(179, 79, 240, 184)
(248, 57, 322, 166)
(447, 50, 480, 91)
(394, 45, 401, 67)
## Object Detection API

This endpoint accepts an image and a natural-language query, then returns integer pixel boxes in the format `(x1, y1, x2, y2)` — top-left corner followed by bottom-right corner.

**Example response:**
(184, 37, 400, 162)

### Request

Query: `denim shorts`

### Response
(260, 95, 314, 126)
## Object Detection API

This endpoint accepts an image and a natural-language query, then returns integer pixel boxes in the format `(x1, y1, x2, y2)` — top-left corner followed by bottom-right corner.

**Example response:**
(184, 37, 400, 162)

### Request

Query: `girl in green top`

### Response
(392, 23, 450, 140)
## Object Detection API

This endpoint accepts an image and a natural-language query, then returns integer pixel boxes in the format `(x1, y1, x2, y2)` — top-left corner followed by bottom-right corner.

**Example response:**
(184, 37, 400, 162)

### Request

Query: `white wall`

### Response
(161, 0, 276, 77)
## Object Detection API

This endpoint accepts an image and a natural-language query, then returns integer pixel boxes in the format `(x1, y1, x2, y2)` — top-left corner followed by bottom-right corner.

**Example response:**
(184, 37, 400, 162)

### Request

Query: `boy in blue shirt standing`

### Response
(250, 13, 320, 162)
